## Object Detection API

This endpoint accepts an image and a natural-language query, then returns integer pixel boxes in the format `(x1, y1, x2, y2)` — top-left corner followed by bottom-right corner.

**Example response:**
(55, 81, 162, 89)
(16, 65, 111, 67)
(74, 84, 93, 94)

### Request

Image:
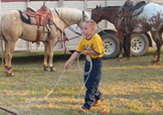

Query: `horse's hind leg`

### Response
(157, 30, 163, 62)
(5, 41, 16, 76)
(151, 48, 158, 62)
(151, 31, 162, 64)
(4, 40, 9, 73)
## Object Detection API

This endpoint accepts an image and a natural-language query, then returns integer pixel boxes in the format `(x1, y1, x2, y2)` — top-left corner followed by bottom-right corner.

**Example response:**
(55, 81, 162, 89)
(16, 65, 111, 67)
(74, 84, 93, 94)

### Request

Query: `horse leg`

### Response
(151, 49, 158, 62)
(43, 41, 50, 71)
(155, 41, 161, 63)
(4, 41, 16, 76)
(4, 40, 9, 73)
(156, 31, 163, 63)
(48, 39, 57, 72)
(7, 42, 16, 76)
(118, 31, 125, 62)
(126, 33, 132, 60)
(151, 31, 162, 64)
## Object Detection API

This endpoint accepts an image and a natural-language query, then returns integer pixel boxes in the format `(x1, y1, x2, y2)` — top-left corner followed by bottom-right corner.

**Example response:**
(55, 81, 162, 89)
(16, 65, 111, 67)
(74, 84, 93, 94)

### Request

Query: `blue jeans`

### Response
(83, 58, 103, 109)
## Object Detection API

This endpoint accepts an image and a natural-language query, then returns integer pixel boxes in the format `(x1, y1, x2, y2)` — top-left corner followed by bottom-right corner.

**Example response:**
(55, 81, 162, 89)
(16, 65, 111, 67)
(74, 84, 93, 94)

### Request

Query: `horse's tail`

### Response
(0, 17, 4, 67)
(161, 25, 163, 45)
(0, 17, 2, 37)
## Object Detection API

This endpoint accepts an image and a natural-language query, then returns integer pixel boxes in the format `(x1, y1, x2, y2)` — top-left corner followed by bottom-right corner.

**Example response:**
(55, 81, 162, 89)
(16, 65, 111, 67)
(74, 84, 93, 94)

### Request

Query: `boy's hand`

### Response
(82, 49, 98, 55)
(64, 51, 79, 71)
(64, 62, 70, 71)
(82, 50, 88, 55)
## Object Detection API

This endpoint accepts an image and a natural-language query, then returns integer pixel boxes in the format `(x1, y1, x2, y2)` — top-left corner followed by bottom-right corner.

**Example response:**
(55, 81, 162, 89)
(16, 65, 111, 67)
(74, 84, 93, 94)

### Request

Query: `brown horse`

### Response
(91, 1, 163, 63)
(0, 7, 90, 76)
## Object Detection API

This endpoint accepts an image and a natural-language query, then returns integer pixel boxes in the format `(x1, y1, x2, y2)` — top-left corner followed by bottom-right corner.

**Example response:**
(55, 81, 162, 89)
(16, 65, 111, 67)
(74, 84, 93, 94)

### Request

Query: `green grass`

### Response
(0, 48, 163, 115)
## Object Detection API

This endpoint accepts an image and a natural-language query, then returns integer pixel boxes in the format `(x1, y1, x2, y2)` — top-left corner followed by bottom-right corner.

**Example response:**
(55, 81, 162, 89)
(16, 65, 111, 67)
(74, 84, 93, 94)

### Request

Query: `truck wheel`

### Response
(100, 33, 120, 59)
(124, 34, 149, 56)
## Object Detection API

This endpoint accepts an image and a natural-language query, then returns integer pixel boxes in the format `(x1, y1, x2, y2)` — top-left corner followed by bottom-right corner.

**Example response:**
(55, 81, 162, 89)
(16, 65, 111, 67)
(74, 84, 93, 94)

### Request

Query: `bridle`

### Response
(53, 8, 85, 57)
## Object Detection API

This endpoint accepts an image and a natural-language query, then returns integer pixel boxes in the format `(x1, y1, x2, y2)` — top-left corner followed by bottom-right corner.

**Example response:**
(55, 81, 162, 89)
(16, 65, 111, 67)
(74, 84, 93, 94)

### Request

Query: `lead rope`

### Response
(0, 107, 18, 115)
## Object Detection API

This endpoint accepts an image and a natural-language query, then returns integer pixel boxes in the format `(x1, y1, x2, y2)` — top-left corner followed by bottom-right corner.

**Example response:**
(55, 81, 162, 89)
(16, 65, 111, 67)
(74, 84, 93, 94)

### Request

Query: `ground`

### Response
(0, 49, 163, 115)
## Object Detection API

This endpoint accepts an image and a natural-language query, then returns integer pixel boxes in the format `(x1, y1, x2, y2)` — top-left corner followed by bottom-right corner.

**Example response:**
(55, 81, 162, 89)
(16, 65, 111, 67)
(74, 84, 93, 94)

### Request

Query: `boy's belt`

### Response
(91, 57, 101, 60)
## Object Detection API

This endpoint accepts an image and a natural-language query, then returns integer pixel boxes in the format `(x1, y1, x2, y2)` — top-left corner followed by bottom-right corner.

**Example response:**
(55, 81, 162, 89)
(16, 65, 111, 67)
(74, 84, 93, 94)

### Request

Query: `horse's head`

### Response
(91, 5, 103, 24)
(82, 10, 90, 22)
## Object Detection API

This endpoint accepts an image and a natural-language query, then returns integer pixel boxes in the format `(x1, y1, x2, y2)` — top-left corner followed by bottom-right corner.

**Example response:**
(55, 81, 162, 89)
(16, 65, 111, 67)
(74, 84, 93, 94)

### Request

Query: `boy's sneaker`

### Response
(93, 97, 104, 107)
(79, 106, 91, 112)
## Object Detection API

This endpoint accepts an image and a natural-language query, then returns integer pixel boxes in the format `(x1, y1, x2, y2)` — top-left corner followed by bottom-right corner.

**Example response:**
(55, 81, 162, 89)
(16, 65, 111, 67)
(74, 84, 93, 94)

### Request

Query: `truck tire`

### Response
(124, 34, 149, 57)
(100, 33, 120, 59)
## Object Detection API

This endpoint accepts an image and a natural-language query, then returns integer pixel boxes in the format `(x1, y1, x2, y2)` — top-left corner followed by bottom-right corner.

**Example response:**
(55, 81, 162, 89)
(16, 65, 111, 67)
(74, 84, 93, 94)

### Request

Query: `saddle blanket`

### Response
(18, 10, 52, 26)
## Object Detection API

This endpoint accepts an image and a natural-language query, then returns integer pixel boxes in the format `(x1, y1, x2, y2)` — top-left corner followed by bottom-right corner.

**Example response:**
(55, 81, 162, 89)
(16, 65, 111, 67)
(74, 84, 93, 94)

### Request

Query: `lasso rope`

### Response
(0, 107, 18, 115)
(0, 53, 108, 115)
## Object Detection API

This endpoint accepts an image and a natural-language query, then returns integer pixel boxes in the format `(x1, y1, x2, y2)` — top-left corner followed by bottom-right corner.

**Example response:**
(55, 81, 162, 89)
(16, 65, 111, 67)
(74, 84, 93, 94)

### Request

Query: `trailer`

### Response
(0, 0, 162, 59)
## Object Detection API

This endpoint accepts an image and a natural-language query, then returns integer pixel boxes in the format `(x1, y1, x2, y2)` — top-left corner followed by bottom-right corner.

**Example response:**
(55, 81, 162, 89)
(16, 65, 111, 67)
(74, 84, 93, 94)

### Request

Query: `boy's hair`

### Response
(84, 20, 97, 29)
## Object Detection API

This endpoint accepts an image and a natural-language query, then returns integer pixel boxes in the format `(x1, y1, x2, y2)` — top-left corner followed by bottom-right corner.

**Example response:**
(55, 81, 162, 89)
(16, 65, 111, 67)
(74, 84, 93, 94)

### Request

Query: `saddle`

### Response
(20, 2, 53, 45)
(131, 1, 146, 17)
(119, 1, 146, 34)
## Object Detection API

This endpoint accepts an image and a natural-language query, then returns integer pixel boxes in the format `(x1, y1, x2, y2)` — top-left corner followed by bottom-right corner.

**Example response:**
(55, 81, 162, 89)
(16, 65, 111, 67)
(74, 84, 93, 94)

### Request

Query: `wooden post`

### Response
(27, 0, 31, 51)
(0, 0, 1, 16)
(59, 0, 64, 7)
(27, 0, 30, 7)
(84, 0, 87, 11)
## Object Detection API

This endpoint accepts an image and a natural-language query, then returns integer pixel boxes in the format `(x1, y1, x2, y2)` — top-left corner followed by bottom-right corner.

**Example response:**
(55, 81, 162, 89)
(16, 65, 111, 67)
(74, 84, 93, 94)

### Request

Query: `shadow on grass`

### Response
(0, 48, 162, 65)
(17, 105, 163, 115)
(106, 92, 163, 101)
(0, 52, 87, 65)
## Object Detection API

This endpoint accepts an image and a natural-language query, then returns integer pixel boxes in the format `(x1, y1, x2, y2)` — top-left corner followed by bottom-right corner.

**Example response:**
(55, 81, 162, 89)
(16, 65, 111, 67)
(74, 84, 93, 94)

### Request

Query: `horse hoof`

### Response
(5, 66, 9, 73)
(44, 66, 49, 71)
(150, 58, 156, 62)
(50, 67, 56, 72)
(155, 61, 160, 65)
(150, 60, 156, 64)
(127, 58, 130, 61)
(7, 72, 14, 76)
(118, 59, 122, 62)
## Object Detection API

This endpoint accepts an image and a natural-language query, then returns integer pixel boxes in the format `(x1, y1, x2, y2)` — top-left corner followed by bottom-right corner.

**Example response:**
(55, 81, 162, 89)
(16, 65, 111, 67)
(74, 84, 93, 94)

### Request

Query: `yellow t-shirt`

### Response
(76, 33, 104, 58)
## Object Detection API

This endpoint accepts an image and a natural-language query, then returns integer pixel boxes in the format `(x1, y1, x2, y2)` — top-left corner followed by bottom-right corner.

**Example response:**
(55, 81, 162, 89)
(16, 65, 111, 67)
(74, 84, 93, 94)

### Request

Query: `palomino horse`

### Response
(91, 1, 163, 63)
(0, 7, 90, 76)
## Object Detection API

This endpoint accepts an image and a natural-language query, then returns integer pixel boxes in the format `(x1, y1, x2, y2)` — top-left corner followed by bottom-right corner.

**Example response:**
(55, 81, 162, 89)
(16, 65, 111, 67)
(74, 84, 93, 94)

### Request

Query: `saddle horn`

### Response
(40, 1, 48, 11)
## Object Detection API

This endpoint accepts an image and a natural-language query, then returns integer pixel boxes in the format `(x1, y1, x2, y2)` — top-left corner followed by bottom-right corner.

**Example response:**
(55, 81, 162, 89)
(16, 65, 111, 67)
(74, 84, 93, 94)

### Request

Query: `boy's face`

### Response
(82, 23, 95, 37)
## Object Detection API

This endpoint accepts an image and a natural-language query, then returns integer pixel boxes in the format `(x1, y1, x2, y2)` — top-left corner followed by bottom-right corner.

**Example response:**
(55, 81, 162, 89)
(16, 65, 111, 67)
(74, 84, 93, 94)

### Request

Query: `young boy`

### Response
(64, 20, 104, 112)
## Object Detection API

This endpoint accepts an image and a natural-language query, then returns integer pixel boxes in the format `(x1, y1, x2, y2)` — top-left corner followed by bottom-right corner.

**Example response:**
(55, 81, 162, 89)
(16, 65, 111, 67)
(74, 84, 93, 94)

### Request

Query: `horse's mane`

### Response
(53, 7, 89, 21)
(103, 6, 121, 9)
